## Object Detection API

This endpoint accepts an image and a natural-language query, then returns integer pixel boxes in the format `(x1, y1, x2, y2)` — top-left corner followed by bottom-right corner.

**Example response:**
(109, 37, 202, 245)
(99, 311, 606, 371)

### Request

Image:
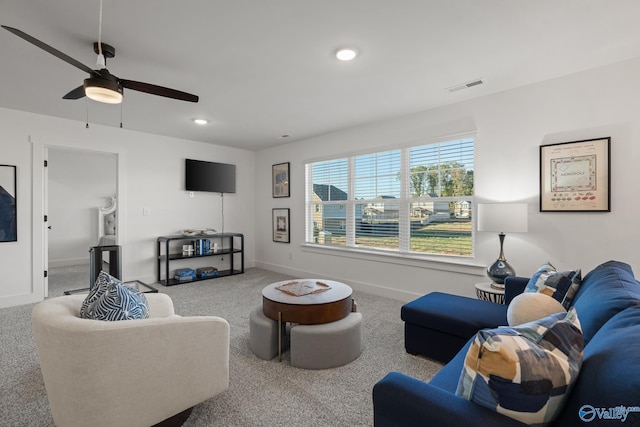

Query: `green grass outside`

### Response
(318, 220, 472, 256)
(325, 235, 472, 256)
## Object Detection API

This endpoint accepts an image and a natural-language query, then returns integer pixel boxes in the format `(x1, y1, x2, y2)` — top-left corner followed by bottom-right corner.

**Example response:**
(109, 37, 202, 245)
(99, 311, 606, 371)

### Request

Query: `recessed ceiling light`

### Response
(192, 118, 208, 125)
(336, 48, 358, 61)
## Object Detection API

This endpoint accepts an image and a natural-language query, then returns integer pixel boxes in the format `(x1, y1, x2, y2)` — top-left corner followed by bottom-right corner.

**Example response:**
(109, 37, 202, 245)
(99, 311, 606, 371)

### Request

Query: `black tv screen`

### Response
(185, 159, 236, 193)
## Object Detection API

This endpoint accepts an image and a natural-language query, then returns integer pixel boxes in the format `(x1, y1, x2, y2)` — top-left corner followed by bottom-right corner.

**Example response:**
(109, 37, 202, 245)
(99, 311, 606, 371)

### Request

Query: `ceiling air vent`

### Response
(446, 78, 485, 93)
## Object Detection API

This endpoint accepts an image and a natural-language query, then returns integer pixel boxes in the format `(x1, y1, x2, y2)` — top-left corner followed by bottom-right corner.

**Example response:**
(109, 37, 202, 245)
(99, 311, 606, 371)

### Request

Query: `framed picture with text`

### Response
(540, 137, 610, 212)
(272, 162, 290, 198)
(272, 208, 290, 243)
(0, 165, 17, 242)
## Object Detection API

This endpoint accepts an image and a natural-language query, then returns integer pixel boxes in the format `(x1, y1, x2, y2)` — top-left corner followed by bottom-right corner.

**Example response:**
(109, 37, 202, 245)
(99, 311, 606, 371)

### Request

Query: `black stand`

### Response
(64, 245, 122, 295)
(89, 245, 122, 288)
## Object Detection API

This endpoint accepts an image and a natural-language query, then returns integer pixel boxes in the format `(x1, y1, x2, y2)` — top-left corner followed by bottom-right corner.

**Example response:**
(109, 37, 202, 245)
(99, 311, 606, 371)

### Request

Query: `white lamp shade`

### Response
(477, 203, 528, 233)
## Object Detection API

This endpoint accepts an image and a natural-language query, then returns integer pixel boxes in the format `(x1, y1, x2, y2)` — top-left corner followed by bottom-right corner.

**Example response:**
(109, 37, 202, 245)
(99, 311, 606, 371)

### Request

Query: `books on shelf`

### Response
(193, 238, 211, 256)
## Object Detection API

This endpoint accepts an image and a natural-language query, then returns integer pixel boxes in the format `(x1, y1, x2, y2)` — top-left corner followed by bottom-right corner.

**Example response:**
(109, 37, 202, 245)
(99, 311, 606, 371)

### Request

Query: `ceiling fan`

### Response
(1, 25, 199, 104)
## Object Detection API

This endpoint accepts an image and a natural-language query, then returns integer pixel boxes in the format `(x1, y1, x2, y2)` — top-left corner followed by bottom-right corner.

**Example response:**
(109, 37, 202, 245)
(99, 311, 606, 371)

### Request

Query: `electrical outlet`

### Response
(143, 207, 151, 216)
(189, 191, 194, 198)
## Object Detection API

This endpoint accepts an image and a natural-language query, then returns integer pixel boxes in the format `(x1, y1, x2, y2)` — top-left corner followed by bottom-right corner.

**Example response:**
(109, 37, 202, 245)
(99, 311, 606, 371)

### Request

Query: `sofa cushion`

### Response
(80, 271, 149, 321)
(555, 305, 640, 426)
(456, 309, 583, 426)
(525, 263, 581, 309)
(571, 260, 640, 345)
(429, 338, 474, 393)
(507, 292, 566, 326)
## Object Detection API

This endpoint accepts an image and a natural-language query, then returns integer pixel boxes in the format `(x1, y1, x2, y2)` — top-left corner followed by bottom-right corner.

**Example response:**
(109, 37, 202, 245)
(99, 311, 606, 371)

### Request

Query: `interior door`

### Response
(43, 148, 49, 297)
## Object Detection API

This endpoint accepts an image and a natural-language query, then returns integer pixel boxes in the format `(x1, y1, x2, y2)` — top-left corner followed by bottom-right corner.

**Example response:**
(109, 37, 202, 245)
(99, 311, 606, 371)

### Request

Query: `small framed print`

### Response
(0, 165, 17, 242)
(272, 208, 290, 243)
(272, 162, 290, 198)
(540, 137, 610, 212)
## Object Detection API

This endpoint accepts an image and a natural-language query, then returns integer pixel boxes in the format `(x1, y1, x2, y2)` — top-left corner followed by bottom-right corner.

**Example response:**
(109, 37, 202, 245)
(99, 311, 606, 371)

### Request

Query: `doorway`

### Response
(45, 147, 118, 296)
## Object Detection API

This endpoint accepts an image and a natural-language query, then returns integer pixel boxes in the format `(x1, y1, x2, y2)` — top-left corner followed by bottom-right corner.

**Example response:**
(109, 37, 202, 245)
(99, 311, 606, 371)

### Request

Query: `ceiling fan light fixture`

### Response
(84, 77, 123, 104)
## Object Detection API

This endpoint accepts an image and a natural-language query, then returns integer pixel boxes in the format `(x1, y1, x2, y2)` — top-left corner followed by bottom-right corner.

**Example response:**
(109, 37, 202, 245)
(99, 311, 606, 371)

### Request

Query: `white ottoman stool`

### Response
(249, 305, 289, 360)
(290, 312, 362, 369)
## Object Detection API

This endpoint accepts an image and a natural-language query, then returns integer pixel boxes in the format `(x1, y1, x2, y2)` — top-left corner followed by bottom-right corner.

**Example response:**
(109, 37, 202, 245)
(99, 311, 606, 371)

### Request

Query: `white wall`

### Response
(48, 148, 117, 266)
(254, 57, 640, 302)
(2, 57, 639, 308)
(0, 108, 255, 308)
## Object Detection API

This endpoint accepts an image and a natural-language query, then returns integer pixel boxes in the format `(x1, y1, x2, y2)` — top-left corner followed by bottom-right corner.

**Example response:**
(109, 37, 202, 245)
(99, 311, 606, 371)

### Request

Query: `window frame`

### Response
(305, 133, 476, 260)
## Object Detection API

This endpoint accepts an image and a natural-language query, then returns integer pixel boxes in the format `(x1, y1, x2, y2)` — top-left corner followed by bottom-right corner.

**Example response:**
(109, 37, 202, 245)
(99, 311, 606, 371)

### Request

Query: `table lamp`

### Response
(477, 203, 528, 288)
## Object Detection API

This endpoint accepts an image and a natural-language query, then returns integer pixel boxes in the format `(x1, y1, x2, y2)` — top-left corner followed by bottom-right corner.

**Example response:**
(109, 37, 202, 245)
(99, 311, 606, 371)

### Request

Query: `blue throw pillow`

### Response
(525, 263, 581, 309)
(80, 271, 149, 321)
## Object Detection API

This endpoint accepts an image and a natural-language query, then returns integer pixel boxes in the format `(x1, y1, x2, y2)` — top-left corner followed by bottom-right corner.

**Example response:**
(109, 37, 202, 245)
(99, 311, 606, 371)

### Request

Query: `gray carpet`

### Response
(1, 266, 443, 426)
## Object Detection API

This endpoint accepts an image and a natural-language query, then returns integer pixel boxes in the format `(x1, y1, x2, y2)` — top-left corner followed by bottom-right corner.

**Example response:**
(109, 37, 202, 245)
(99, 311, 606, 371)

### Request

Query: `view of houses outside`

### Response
(308, 138, 474, 256)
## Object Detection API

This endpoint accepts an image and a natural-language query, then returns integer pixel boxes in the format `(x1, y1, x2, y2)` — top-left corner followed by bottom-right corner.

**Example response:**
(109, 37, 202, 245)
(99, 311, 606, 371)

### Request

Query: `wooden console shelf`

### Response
(156, 233, 244, 286)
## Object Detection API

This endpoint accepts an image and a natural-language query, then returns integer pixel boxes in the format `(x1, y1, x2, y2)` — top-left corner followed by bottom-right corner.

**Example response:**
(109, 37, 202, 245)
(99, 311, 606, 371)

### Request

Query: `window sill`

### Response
(300, 243, 486, 276)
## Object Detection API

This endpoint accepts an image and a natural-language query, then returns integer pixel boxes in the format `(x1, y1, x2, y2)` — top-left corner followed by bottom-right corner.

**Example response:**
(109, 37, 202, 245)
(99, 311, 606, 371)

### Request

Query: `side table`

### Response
(475, 282, 505, 304)
(123, 280, 158, 293)
(64, 280, 158, 295)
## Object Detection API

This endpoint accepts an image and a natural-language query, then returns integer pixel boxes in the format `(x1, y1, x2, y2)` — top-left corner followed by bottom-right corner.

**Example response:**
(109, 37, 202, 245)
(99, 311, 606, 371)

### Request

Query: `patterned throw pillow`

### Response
(456, 309, 583, 425)
(525, 263, 581, 309)
(80, 271, 149, 321)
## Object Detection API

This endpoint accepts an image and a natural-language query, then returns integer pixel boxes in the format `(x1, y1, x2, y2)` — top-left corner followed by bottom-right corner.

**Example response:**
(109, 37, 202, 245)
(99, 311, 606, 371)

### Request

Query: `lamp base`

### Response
(486, 232, 516, 288)
(486, 258, 515, 288)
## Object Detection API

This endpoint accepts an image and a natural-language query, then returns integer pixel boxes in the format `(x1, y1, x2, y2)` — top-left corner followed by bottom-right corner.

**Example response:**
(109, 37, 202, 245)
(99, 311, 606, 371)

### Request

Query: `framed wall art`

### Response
(540, 137, 610, 212)
(272, 208, 290, 243)
(272, 162, 290, 198)
(0, 165, 17, 242)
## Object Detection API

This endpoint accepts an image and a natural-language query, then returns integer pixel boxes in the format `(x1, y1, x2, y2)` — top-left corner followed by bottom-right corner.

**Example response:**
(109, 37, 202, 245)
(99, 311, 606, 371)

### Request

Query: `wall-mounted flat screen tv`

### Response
(185, 159, 236, 193)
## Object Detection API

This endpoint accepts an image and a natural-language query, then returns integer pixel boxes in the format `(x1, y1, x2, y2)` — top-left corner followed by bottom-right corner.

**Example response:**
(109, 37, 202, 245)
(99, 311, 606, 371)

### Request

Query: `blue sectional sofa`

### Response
(373, 260, 640, 426)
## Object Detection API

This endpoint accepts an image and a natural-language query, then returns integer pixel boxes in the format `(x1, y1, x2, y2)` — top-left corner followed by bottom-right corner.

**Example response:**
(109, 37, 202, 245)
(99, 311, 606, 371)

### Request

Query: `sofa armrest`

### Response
(59, 291, 176, 318)
(145, 292, 176, 317)
(504, 276, 529, 305)
(373, 372, 527, 427)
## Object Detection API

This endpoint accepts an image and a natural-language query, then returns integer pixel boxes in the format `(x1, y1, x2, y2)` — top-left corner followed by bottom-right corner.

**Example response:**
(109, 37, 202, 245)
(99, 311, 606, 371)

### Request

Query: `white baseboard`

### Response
(49, 258, 86, 268)
(0, 292, 43, 309)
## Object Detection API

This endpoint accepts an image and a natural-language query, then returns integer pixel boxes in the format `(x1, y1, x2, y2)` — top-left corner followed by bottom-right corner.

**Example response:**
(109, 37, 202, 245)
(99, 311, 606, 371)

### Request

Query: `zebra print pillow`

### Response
(80, 271, 149, 321)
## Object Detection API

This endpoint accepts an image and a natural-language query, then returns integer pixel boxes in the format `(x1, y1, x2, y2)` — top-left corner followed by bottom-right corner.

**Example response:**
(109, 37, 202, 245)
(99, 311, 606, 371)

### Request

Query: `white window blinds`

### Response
(306, 137, 474, 257)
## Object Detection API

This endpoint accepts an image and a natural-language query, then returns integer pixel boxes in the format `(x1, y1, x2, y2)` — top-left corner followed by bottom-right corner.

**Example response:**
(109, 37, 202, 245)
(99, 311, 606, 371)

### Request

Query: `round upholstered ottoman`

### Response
(249, 305, 289, 360)
(290, 312, 362, 369)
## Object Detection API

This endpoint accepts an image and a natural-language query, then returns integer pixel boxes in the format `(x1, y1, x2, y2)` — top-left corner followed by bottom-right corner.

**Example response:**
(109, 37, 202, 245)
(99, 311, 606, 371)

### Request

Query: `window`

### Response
(305, 137, 474, 257)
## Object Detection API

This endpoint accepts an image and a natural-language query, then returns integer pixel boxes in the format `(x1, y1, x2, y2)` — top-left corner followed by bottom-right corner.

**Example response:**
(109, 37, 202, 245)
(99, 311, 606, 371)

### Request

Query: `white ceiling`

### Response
(2, 1, 640, 151)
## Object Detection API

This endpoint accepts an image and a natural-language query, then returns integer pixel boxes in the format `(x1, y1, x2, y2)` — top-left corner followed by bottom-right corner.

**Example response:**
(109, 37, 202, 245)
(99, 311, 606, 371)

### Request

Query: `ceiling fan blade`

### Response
(63, 85, 86, 100)
(2, 25, 99, 77)
(120, 79, 199, 103)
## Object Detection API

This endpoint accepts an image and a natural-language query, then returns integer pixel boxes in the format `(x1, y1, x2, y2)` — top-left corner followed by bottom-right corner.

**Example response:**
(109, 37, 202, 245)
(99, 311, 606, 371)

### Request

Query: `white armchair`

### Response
(32, 293, 230, 427)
